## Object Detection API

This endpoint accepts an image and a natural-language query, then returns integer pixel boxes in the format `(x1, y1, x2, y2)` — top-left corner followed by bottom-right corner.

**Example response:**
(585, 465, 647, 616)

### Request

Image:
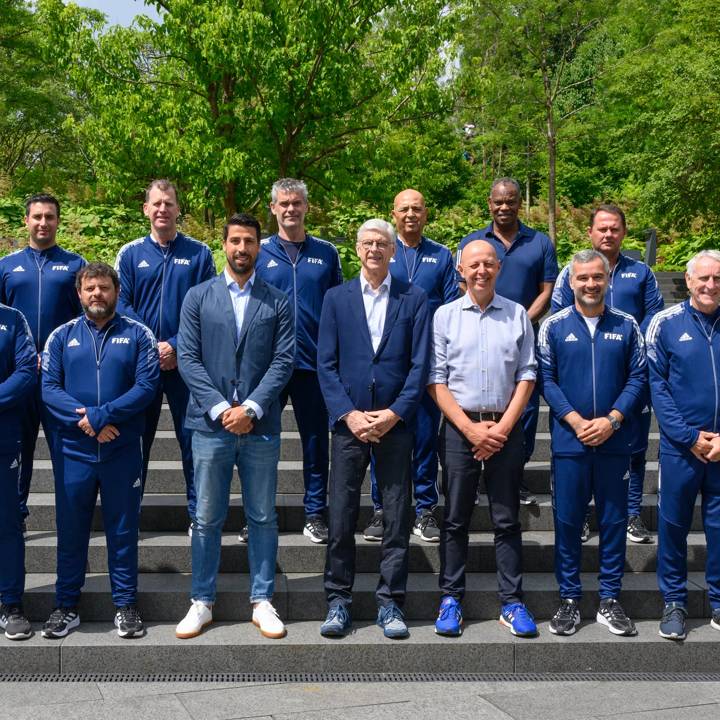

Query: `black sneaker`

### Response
(303, 516, 329, 544)
(114, 604, 145, 638)
(42, 607, 80, 639)
(627, 515, 652, 543)
(238, 525, 249, 544)
(363, 509, 384, 541)
(413, 510, 440, 543)
(519, 488, 537, 506)
(596, 598, 637, 636)
(581, 519, 590, 544)
(548, 598, 581, 635)
(0, 604, 32, 640)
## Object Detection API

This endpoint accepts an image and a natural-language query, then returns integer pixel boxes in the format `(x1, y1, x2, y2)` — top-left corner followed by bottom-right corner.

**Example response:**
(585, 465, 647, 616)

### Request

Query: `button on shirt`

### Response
(429, 292, 537, 412)
(208, 269, 263, 421)
(360, 272, 391, 352)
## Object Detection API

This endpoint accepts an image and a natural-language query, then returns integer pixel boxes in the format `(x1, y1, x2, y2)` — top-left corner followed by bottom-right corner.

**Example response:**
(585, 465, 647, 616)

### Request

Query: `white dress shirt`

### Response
(360, 272, 391, 352)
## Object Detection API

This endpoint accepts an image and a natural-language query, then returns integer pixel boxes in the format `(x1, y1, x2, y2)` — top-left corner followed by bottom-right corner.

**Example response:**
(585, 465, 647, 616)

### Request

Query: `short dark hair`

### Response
(25, 193, 60, 218)
(223, 213, 261, 242)
(489, 177, 521, 197)
(76, 262, 120, 291)
(590, 204, 626, 229)
(145, 179, 179, 203)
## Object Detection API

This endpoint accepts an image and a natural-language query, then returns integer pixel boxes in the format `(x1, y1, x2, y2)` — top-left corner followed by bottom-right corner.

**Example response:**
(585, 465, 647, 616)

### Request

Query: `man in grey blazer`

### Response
(175, 213, 294, 640)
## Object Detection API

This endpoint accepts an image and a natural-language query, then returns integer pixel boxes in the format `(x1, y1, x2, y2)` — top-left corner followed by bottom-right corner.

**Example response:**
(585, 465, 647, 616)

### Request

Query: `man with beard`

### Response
(0, 194, 86, 529)
(175, 214, 294, 640)
(538, 250, 646, 636)
(41, 263, 159, 639)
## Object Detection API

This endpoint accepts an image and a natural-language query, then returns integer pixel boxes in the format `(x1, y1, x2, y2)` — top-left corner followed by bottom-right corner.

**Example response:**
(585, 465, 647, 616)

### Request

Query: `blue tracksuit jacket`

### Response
(551, 253, 664, 333)
(0, 304, 37, 454)
(538, 305, 647, 456)
(255, 234, 343, 371)
(0, 245, 86, 351)
(42, 314, 160, 462)
(646, 301, 720, 455)
(388, 236, 458, 316)
(114, 233, 216, 349)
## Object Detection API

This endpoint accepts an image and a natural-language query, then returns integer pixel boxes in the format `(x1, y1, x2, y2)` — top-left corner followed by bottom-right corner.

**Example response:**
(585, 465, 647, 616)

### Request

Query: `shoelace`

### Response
(328, 605, 349, 625)
(601, 600, 628, 622)
(380, 605, 405, 624)
(307, 519, 326, 533)
(369, 512, 383, 528)
(48, 607, 70, 624)
(419, 514, 438, 530)
(118, 605, 140, 624)
(554, 601, 577, 621)
(505, 602, 533, 622)
(662, 605, 686, 623)
(438, 602, 460, 621)
(256, 601, 280, 618)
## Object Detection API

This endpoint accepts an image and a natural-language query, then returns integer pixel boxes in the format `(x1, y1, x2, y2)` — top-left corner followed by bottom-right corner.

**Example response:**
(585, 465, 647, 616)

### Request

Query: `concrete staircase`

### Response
(10, 271, 719, 675)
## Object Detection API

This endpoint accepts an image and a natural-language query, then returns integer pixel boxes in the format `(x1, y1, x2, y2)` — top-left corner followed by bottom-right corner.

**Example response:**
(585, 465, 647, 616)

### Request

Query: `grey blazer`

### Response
(177, 272, 294, 435)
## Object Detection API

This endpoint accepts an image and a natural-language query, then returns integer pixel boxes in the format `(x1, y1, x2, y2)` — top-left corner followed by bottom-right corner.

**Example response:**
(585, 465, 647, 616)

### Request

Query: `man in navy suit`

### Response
(317, 218, 430, 639)
(175, 213, 294, 640)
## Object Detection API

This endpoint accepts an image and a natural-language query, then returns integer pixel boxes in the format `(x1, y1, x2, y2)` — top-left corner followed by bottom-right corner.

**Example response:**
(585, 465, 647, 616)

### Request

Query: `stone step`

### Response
(27, 459, 662, 496)
(26, 493, 682, 533)
(21, 530, 709, 575)
(9, 618, 720, 675)
(18, 571, 709, 621)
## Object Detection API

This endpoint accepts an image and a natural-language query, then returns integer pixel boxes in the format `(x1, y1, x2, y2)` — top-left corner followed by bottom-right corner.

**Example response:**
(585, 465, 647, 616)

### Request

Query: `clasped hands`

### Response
(463, 420, 508, 462)
(75, 408, 119, 443)
(157, 341, 177, 371)
(345, 409, 400, 442)
(692, 431, 720, 464)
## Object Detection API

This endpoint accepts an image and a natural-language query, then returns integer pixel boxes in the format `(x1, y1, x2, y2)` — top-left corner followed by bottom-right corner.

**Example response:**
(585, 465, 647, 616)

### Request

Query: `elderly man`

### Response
(552, 205, 664, 543)
(428, 240, 537, 637)
(364, 188, 458, 543)
(317, 219, 430, 639)
(539, 250, 646, 636)
(456, 178, 558, 505)
(646, 250, 720, 640)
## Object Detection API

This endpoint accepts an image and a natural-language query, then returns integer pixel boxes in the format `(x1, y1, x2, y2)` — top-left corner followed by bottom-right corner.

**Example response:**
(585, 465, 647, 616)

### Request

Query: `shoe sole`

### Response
(596, 612, 637, 636)
(303, 527, 328, 544)
(627, 532, 652, 544)
(176, 619, 212, 639)
(711, 618, 720, 632)
(412, 528, 440, 543)
(5, 629, 32, 640)
(41, 617, 80, 639)
(435, 625, 463, 637)
(117, 627, 146, 639)
(320, 626, 351, 638)
(548, 623, 578, 636)
(658, 628, 686, 640)
(252, 618, 287, 639)
(380, 628, 409, 639)
(498, 616, 538, 637)
(363, 534, 383, 542)
(238, 537, 248, 544)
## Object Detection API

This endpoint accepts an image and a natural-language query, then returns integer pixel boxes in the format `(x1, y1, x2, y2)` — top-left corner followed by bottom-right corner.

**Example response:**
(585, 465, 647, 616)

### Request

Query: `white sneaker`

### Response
(175, 600, 212, 639)
(252, 600, 286, 639)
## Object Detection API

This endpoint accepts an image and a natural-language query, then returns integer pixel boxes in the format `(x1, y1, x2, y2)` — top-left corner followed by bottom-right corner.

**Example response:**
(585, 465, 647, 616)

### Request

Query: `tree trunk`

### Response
(546, 108, 557, 244)
(224, 180, 237, 219)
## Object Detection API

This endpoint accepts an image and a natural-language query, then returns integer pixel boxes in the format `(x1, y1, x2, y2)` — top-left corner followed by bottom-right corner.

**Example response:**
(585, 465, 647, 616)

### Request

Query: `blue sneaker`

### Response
(320, 604, 352, 637)
(435, 596, 463, 636)
(376, 604, 409, 639)
(500, 602, 538, 637)
(659, 602, 687, 640)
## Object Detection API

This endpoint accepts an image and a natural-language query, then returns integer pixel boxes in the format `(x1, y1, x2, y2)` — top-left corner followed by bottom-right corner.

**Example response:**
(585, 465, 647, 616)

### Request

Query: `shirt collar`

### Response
(461, 290, 503, 312)
(483, 220, 532, 242)
(224, 268, 255, 292)
(360, 272, 391, 295)
(150, 232, 178, 246)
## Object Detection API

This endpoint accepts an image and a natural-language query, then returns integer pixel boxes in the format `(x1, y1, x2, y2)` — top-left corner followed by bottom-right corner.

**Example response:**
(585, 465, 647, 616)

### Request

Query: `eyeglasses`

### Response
(358, 239, 392, 251)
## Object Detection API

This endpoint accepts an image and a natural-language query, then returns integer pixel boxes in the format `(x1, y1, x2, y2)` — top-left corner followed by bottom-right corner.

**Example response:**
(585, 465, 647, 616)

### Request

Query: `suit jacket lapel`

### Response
(375, 279, 401, 357)
(214, 275, 239, 348)
(348, 279, 375, 355)
(237, 278, 265, 349)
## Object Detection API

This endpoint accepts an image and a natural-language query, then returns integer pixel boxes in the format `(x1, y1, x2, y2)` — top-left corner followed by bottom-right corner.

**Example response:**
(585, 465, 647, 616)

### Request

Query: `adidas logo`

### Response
(68, 338, 80, 347)
(389, 257, 396, 263)
(12, 265, 25, 272)
(564, 333, 578, 342)
(9, 459, 18, 469)
(267, 259, 278, 268)
(133, 478, 141, 488)
(679, 332, 693, 342)
(138, 260, 150, 268)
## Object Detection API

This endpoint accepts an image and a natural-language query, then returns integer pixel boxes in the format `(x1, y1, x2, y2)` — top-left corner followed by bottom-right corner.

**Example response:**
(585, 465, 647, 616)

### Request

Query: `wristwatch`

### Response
(242, 405, 257, 420)
(606, 414, 621, 432)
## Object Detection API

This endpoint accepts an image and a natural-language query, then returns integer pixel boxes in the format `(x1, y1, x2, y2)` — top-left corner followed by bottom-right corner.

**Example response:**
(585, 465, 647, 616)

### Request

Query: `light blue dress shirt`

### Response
(360, 272, 391, 352)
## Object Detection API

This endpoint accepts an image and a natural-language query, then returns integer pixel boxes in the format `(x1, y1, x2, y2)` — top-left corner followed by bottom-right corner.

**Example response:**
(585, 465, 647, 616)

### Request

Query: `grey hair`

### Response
(569, 249, 610, 278)
(687, 249, 720, 276)
(489, 177, 521, 197)
(356, 219, 395, 244)
(145, 179, 178, 203)
(271, 178, 308, 203)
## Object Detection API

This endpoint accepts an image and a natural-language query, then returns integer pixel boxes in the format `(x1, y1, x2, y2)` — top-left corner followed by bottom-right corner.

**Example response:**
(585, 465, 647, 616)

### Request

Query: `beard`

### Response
(228, 253, 255, 276)
(82, 299, 116, 320)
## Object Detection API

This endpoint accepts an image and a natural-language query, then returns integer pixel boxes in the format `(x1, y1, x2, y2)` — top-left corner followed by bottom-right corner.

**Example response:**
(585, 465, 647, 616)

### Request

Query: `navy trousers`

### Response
(657, 451, 720, 609)
(0, 446, 24, 606)
(54, 446, 142, 608)
(280, 369, 329, 518)
(142, 368, 195, 521)
(627, 401, 652, 517)
(552, 452, 630, 599)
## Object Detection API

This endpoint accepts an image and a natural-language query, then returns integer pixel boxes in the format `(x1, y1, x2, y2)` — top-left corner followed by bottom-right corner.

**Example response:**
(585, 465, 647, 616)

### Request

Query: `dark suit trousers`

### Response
(439, 420, 524, 605)
(325, 425, 412, 609)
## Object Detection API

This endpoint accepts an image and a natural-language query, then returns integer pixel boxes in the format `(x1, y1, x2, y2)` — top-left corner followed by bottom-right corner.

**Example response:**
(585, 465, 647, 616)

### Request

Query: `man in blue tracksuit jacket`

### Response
(115, 179, 216, 526)
(647, 250, 720, 640)
(0, 304, 37, 640)
(539, 249, 646, 637)
(456, 178, 558, 504)
(0, 194, 85, 522)
(364, 189, 458, 544)
(254, 178, 343, 544)
(551, 205, 664, 543)
(41, 262, 159, 640)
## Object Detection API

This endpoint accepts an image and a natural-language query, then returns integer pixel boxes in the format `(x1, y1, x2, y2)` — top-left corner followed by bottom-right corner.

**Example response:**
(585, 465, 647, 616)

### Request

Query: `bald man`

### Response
(363, 189, 458, 544)
(428, 240, 538, 637)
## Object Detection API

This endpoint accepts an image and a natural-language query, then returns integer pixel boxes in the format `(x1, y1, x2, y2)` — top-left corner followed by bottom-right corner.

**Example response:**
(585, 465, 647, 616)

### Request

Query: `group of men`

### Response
(0, 176, 717, 645)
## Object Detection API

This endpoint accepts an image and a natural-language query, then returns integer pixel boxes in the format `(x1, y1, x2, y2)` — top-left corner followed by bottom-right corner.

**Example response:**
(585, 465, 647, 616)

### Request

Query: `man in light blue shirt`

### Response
(428, 239, 537, 638)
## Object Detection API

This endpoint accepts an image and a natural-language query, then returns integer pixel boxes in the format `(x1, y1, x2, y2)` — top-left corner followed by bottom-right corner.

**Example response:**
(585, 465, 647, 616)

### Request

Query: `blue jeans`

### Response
(191, 430, 280, 604)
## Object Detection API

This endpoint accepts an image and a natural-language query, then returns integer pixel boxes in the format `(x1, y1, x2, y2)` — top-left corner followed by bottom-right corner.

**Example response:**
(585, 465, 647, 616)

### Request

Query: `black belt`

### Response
(463, 410, 503, 422)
